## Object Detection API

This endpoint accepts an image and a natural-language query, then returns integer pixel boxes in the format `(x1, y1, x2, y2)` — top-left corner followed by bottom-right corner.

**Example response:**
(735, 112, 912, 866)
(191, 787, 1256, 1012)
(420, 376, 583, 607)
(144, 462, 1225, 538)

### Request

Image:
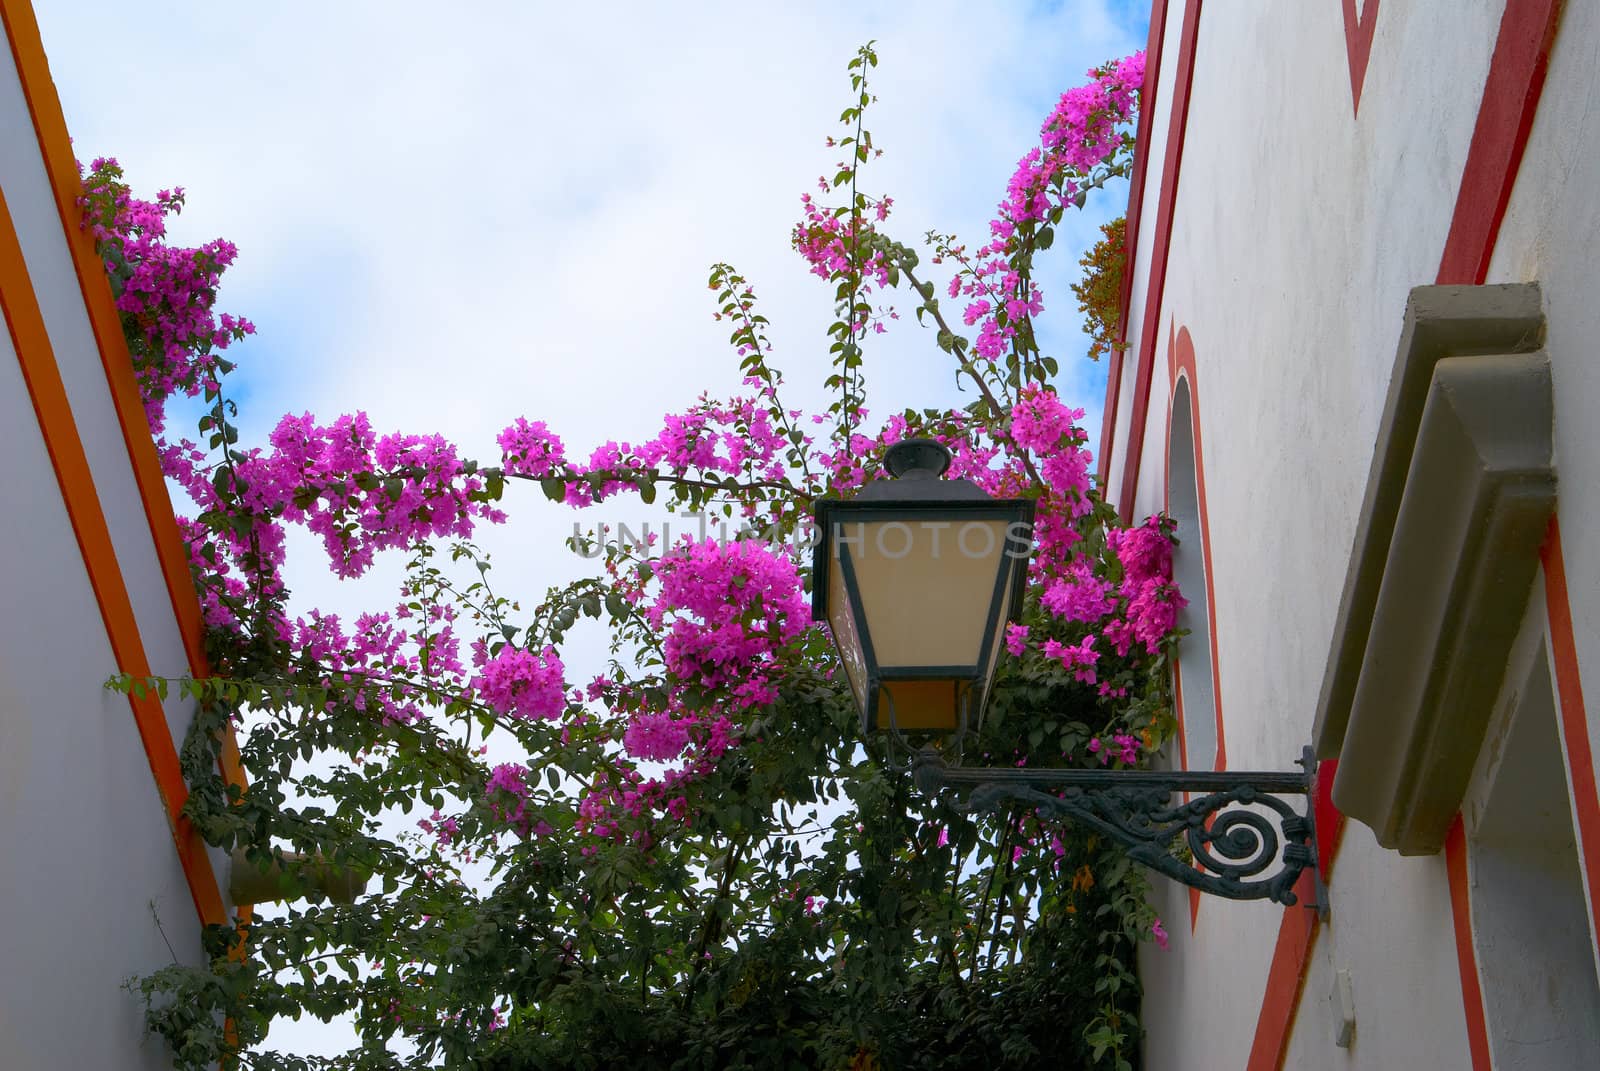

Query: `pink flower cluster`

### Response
(288, 605, 469, 724)
(792, 191, 892, 296)
(1040, 559, 1116, 625)
(944, 53, 1144, 363)
(1014, 52, 1144, 221)
(150, 411, 514, 719)
(570, 702, 740, 848)
(1087, 732, 1142, 766)
(621, 711, 694, 763)
(1102, 517, 1185, 657)
(1004, 624, 1030, 657)
(636, 397, 788, 485)
(1008, 385, 1099, 583)
(1041, 635, 1099, 684)
(647, 537, 810, 708)
(498, 418, 566, 479)
(258, 412, 507, 578)
(484, 763, 554, 840)
(1022, 516, 1180, 691)
(575, 765, 693, 848)
(474, 644, 566, 721)
(567, 539, 809, 842)
(505, 394, 792, 508)
(77, 158, 255, 434)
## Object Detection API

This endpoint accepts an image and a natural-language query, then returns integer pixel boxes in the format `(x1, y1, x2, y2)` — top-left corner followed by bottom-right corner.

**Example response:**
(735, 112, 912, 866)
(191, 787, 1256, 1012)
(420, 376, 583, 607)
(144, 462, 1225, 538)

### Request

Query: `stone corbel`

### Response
(1313, 283, 1554, 855)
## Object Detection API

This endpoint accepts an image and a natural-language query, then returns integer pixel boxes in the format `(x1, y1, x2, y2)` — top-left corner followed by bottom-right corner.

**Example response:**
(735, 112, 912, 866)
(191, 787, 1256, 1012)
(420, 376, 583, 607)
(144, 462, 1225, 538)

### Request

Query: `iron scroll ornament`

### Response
(912, 747, 1325, 908)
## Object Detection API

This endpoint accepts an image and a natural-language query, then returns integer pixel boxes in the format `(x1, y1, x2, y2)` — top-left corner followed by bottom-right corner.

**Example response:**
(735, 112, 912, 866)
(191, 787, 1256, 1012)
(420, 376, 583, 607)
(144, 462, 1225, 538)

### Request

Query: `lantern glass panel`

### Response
(879, 679, 970, 731)
(841, 518, 1012, 669)
(826, 550, 869, 717)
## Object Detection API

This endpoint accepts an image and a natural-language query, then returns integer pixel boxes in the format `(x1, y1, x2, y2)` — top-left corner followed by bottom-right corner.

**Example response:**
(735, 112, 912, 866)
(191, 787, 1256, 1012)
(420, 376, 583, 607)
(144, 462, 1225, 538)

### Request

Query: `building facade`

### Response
(0, 2, 243, 1064)
(1106, 2, 1600, 1068)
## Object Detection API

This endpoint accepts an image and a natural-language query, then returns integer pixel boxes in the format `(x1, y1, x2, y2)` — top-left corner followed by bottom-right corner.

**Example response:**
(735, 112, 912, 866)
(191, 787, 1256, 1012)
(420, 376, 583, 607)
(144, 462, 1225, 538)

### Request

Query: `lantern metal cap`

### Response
(883, 439, 951, 480)
(853, 439, 989, 504)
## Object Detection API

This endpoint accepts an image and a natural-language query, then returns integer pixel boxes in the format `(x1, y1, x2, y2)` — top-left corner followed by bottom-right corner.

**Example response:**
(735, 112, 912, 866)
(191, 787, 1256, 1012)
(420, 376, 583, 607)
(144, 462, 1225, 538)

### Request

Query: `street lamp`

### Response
(811, 440, 1324, 908)
(810, 439, 1034, 737)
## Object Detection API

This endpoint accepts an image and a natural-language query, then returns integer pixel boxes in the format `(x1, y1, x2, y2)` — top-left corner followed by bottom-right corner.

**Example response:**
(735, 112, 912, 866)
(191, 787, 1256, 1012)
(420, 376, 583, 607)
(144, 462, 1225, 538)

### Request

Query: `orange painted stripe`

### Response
(1542, 519, 1600, 950)
(1, 0, 247, 803)
(1445, 817, 1493, 1070)
(0, 184, 228, 929)
(0, 0, 207, 676)
(5, 0, 250, 925)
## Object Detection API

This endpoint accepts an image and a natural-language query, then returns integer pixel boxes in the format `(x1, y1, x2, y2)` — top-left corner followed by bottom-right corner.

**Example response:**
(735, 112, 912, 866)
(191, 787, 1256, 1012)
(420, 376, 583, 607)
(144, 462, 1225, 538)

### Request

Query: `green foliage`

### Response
(98, 41, 1164, 1071)
(1071, 217, 1127, 363)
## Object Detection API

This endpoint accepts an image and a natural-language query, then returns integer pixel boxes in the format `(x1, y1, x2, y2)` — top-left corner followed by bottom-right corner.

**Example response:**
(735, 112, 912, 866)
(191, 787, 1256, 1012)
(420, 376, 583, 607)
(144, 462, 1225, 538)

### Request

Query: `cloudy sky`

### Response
(38, 0, 1146, 1053)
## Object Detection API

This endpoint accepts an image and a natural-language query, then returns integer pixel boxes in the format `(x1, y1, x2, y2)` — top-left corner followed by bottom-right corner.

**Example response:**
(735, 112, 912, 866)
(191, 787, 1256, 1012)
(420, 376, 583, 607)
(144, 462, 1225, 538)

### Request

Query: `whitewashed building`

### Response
(1105, 2, 1600, 1068)
(0, 1, 244, 1064)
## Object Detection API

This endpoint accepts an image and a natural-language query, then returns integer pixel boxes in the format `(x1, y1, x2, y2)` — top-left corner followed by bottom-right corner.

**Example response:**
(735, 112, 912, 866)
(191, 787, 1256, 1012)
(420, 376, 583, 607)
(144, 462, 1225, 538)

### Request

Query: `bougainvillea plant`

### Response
(100, 44, 1177, 1071)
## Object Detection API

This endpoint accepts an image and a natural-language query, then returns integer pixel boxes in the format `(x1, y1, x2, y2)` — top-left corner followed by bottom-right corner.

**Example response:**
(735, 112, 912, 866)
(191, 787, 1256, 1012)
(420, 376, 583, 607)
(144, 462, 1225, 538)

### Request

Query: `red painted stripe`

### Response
(1168, 327, 1226, 776)
(1445, 817, 1494, 1070)
(1428, 5, 1565, 1059)
(1098, 0, 1169, 484)
(1165, 327, 1227, 930)
(1340, 0, 1382, 115)
(1437, 0, 1564, 285)
(1542, 519, 1600, 957)
(1114, 0, 1202, 522)
(1245, 1, 1568, 1064)
(1245, 874, 1320, 1071)
(1245, 762, 1345, 1071)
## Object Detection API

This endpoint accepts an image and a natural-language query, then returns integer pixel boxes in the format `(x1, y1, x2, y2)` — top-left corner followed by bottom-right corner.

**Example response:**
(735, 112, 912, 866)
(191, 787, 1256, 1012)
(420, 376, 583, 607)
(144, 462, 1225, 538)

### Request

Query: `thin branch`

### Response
(899, 263, 1045, 491)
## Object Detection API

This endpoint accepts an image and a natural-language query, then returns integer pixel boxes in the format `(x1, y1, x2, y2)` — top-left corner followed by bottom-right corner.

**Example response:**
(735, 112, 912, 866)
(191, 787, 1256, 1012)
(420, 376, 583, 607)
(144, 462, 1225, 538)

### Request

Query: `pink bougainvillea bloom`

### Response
(1004, 623, 1030, 657)
(1152, 918, 1169, 950)
(497, 417, 566, 478)
(475, 644, 566, 720)
(622, 711, 694, 762)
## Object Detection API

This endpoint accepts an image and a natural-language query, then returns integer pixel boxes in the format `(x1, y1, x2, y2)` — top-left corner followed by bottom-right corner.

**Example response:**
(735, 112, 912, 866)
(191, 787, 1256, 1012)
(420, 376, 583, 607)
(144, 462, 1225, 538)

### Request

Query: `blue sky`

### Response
(38, 0, 1147, 1055)
(40, 0, 1150, 635)
(41, 1, 1145, 457)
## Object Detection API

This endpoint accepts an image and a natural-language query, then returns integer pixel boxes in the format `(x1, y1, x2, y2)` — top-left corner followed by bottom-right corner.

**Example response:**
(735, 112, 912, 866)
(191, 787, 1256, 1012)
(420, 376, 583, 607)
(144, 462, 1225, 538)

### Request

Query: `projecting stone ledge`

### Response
(1314, 283, 1554, 855)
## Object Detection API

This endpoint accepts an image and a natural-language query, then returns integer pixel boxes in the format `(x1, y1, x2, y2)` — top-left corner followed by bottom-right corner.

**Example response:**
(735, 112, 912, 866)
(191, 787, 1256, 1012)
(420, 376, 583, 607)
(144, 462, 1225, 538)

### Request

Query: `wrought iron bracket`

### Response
(913, 746, 1327, 912)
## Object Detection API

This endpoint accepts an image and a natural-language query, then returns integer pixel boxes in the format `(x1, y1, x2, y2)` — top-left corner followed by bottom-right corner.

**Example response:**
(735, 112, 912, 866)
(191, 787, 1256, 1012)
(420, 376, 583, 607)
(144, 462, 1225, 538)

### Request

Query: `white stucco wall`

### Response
(0, 30, 196, 736)
(0, 19, 225, 1068)
(1487, 0, 1600, 833)
(1115, 1, 1600, 1068)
